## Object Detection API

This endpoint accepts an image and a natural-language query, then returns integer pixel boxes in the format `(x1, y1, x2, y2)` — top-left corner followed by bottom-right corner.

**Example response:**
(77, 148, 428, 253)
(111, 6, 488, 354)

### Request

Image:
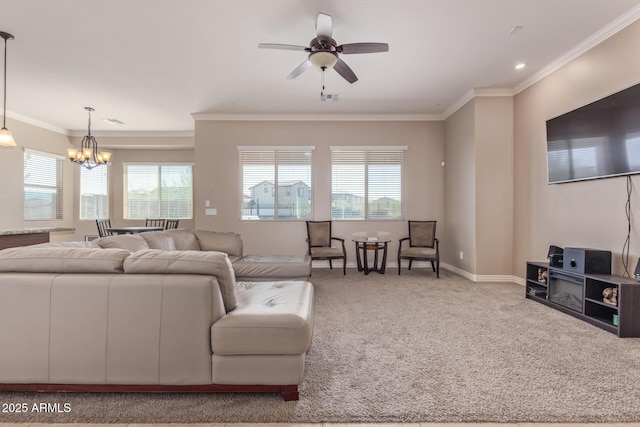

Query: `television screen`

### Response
(546, 82, 640, 184)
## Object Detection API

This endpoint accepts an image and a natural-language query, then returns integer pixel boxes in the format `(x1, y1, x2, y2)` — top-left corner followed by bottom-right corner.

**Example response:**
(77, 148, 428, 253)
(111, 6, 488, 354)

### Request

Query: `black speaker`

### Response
(563, 248, 611, 275)
(634, 258, 640, 280)
(547, 245, 564, 267)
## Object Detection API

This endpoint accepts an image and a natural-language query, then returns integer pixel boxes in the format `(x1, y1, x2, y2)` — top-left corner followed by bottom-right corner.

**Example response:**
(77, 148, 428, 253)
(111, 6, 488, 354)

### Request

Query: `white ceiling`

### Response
(1, 0, 640, 135)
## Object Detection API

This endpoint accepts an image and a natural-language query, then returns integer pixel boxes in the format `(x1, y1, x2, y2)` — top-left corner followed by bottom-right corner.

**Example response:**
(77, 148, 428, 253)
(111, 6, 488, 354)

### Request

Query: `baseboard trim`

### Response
(0, 383, 299, 401)
(310, 260, 525, 285)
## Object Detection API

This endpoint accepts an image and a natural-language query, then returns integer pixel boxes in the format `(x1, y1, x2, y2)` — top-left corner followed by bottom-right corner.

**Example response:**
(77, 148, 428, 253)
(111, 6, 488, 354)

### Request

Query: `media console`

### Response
(526, 261, 640, 337)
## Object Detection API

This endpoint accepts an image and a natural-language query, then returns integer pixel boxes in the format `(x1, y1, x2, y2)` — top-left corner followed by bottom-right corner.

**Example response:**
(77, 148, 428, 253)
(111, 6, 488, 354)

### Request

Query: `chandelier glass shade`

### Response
(0, 31, 16, 147)
(67, 107, 111, 170)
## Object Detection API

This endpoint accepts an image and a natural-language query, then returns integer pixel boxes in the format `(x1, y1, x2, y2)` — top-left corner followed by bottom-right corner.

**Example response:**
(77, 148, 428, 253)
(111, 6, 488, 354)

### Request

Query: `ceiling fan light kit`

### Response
(259, 13, 388, 87)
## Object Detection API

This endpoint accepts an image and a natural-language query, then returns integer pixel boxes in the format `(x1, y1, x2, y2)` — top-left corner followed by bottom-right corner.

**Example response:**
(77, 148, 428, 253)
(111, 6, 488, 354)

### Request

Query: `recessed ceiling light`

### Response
(515, 63, 526, 70)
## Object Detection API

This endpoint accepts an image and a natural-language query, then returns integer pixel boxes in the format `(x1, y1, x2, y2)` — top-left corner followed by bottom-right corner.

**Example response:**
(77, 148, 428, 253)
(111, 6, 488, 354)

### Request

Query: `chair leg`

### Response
(343, 258, 346, 275)
(436, 260, 440, 278)
(397, 256, 401, 275)
(408, 260, 413, 270)
(329, 259, 333, 270)
(431, 260, 436, 272)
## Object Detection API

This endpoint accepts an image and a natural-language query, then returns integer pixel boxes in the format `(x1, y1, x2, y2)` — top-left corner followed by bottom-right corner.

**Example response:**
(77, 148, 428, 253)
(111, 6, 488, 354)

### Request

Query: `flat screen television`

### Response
(546, 82, 640, 184)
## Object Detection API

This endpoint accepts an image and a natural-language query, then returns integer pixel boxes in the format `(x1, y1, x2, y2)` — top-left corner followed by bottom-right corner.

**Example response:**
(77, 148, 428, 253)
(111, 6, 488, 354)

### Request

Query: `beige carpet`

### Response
(1, 268, 640, 424)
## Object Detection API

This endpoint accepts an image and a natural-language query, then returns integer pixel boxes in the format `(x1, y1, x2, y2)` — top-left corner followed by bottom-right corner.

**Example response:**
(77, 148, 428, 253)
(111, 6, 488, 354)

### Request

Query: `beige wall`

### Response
(444, 101, 476, 273)
(513, 19, 640, 277)
(0, 118, 74, 232)
(194, 120, 445, 264)
(475, 96, 514, 275)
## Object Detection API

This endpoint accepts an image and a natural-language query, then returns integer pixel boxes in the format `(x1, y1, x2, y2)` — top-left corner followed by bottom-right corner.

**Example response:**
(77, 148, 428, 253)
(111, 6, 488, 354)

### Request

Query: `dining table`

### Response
(105, 226, 164, 235)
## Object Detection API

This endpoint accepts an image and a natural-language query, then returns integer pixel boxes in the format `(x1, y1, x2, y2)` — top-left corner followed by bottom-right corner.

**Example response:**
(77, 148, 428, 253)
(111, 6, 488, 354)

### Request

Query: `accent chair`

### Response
(305, 220, 347, 275)
(398, 220, 439, 277)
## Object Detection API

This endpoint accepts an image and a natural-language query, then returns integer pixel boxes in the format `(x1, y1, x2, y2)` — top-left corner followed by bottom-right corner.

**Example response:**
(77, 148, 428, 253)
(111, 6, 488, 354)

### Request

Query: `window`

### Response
(123, 163, 193, 219)
(331, 146, 406, 220)
(24, 149, 64, 221)
(239, 146, 314, 220)
(80, 165, 108, 220)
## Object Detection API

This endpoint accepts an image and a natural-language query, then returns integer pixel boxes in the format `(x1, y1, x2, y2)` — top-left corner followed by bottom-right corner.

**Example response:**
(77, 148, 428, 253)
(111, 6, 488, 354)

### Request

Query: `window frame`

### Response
(330, 146, 407, 221)
(122, 162, 194, 220)
(79, 164, 109, 220)
(238, 146, 315, 221)
(23, 148, 64, 221)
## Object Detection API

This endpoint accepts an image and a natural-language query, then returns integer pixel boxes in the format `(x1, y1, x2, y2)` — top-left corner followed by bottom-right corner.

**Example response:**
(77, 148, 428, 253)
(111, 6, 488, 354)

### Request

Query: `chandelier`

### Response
(66, 107, 111, 169)
(0, 31, 16, 147)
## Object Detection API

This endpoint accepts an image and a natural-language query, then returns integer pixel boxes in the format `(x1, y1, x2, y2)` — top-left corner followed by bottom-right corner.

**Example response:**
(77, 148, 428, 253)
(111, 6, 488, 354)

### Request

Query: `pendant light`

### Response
(0, 31, 16, 147)
(66, 107, 112, 169)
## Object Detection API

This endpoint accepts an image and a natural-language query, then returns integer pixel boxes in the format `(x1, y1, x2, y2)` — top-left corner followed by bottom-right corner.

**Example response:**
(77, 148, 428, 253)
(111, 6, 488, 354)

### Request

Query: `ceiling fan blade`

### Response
(333, 57, 358, 84)
(258, 43, 309, 51)
(338, 42, 389, 54)
(287, 60, 313, 79)
(316, 13, 333, 42)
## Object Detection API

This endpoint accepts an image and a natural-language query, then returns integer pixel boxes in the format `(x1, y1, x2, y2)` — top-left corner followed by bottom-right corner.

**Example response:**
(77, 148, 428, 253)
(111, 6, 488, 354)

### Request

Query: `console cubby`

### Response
(526, 261, 640, 337)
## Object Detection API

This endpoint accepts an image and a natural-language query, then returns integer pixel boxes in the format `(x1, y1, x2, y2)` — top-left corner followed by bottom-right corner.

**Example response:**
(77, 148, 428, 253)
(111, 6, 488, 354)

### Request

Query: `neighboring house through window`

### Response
(123, 163, 193, 219)
(24, 149, 63, 221)
(331, 146, 406, 220)
(80, 165, 108, 220)
(239, 146, 314, 220)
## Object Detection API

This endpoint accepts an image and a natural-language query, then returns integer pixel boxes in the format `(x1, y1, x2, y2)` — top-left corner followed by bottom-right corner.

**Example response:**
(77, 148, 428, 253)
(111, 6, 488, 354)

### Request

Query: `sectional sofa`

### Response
(0, 229, 314, 400)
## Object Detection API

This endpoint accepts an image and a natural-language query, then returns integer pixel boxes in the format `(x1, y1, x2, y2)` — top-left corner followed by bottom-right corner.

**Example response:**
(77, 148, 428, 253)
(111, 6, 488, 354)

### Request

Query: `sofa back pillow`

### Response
(166, 229, 201, 251)
(194, 230, 243, 257)
(0, 247, 129, 273)
(139, 231, 177, 251)
(123, 249, 237, 311)
(31, 240, 100, 248)
(96, 234, 150, 252)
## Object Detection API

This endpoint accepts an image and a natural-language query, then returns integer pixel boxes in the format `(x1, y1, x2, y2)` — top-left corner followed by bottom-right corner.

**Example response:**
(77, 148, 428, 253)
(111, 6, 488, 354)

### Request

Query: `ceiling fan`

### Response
(258, 13, 389, 84)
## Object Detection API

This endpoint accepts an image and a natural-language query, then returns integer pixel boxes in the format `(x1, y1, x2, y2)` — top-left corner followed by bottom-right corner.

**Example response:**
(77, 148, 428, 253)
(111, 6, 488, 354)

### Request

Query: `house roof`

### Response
(2, 0, 640, 136)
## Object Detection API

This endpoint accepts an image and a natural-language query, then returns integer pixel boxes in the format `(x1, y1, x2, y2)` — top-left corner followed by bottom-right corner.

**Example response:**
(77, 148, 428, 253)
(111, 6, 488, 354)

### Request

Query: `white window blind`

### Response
(123, 163, 193, 219)
(80, 165, 108, 220)
(24, 149, 64, 221)
(239, 147, 313, 220)
(331, 147, 406, 220)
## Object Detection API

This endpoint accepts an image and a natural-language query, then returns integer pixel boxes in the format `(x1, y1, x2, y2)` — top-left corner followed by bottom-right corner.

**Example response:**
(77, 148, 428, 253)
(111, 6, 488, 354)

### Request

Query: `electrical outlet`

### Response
(205, 208, 217, 216)
(459, 251, 464, 260)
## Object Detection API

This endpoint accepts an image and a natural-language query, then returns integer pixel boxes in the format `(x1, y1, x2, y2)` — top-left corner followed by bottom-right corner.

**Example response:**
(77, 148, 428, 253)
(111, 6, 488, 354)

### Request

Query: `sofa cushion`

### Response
(195, 230, 242, 257)
(0, 247, 130, 273)
(96, 235, 150, 252)
(233, 255, 311, 281)
(123, 249, 237, 311)
(139, 231, 177, 251)
(211, 281, 314, 356)
(165, 229, 201, 251)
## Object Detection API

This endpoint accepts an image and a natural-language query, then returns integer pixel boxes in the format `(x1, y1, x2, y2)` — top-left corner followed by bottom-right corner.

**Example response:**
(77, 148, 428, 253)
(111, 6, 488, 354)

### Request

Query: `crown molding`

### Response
(68, 130, 194, 138)
(513, 4, 640, 94)
(7, 111, 70, 136)
(191, 113, 441, 122)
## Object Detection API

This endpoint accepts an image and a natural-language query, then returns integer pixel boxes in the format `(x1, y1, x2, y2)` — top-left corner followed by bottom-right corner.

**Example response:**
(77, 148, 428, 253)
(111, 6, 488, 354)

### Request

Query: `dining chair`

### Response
(96, 219, 113, 238)
(145, 218, 166, 228)
(306, 220, 347, 275)
(165, 219, 180, 230)
(397, 220, 439, 277)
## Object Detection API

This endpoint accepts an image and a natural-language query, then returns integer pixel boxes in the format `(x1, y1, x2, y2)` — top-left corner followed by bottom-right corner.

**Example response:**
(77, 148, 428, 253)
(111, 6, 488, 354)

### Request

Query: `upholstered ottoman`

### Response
(210, 280, 314, 399)
(233, 255, 311, 281)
